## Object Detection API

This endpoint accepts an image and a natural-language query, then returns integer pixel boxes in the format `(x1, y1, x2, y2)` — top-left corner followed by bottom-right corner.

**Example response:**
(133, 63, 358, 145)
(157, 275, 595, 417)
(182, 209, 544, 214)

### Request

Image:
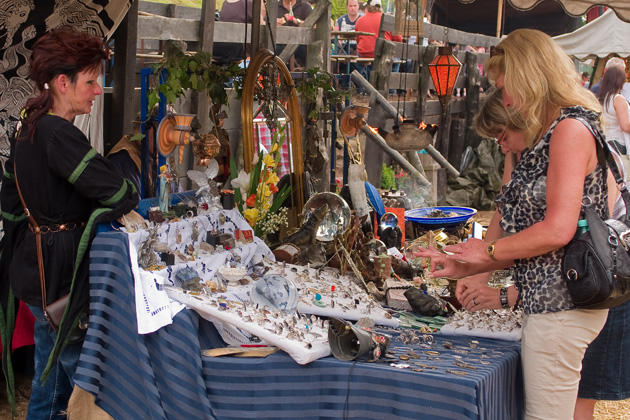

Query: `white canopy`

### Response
(553, 9, 630, 60)
(510, 0, 630, 23)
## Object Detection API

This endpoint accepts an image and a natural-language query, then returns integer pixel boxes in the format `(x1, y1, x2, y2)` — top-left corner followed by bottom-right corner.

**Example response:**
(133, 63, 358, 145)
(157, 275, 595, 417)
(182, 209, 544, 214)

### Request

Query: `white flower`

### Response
(232, 169, 251, 191)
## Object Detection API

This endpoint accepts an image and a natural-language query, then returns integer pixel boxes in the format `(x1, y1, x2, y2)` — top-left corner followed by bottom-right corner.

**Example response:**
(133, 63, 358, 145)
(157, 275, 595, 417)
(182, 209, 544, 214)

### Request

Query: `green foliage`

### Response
(147, 51, 246, 112)
(381, 163, 396, 190)
(296, 67, 351, 119)
(331, 0, 348, 23)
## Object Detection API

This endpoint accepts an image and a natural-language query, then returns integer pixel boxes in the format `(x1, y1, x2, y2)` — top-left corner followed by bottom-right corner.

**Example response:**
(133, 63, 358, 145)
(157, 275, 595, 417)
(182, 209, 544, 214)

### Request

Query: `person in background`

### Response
(415, 29, 610, 419)
(590, 56, 625, 96)
(597, 65, 630, 177)
(0, 28, 139, 418)
(213, 0, 263, 64)
(337, 0, 362, 32)
(336, 0, 362, 55)
(276, 0, 312, 68)
(354, 0, 402, 79)
(581, 71, 591, 88)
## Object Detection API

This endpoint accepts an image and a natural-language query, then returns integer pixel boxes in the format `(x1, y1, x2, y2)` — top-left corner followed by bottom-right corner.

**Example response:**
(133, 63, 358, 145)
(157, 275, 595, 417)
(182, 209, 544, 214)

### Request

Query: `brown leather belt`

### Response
(29, 221, 86, 234)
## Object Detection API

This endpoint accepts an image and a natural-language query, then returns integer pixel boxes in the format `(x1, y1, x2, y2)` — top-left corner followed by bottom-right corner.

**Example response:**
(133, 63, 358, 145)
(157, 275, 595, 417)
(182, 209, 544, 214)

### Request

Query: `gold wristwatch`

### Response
(487, 240, 498, 261)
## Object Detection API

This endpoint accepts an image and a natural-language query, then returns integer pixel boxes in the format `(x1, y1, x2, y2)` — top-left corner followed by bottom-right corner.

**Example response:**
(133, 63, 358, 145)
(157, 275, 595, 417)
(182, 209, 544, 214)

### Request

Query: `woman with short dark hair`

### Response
(0, 28, 139, 418)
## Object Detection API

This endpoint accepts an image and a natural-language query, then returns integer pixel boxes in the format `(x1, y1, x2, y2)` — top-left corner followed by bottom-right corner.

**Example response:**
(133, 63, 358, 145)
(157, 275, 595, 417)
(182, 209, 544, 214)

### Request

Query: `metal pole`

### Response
(350, 70, 460, 178)
(360, 126, 430, 186)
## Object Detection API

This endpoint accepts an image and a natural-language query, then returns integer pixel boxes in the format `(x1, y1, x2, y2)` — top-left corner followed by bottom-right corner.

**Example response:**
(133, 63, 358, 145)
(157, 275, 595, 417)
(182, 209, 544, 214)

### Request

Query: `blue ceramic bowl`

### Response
(405, 206, 477, 231)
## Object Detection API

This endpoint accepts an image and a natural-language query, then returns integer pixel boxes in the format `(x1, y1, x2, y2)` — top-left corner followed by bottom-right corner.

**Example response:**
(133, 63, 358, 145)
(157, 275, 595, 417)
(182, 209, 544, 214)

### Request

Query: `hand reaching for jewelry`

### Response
(455, 272, 491, 301)
(412, 246, 470, 279)
(443, 238, 492, 264)
(458, 278, 501, 312)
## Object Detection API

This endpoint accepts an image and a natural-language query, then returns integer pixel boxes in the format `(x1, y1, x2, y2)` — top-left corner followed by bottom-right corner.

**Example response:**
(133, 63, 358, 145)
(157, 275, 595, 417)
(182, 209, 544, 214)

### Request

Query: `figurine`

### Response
(138, 227, 158, 269)
(159, 164, 171, 212)
(283, 203, 329, 247)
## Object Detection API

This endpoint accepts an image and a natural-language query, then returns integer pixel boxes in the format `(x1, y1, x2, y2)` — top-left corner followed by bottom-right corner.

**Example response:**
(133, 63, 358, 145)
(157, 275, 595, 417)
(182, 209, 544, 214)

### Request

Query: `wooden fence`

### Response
(108, 2, 501, 200)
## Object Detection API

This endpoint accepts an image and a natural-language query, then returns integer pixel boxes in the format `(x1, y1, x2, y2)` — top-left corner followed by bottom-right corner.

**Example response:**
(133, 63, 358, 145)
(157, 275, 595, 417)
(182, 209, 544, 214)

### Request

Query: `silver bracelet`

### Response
(500, 287, 509, 309)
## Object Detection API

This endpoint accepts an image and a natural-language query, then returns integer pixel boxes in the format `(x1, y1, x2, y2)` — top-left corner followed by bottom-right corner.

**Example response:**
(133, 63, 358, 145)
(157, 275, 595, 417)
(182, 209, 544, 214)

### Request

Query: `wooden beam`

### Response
(380, 14, 499, 48)
(278, 0, 331, 63)
(110, 0, 138, 152)
(138, 15, 200, 41)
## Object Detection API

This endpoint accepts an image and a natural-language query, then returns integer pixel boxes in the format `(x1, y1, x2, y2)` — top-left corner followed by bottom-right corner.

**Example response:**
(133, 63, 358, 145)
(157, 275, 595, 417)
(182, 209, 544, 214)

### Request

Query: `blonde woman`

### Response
(416, 29, 610, 419)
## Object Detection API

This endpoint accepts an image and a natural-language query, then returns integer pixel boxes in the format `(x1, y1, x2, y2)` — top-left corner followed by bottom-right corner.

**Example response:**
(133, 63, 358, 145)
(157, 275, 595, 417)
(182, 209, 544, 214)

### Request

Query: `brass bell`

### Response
(192, 133, 221, 166)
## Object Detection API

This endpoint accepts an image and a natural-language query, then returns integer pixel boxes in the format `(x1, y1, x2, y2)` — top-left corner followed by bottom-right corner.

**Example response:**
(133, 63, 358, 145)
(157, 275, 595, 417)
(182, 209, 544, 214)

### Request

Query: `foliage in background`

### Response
(147, 50, 245, 112)
(381, 163, 396, 190)
(296, 67, 349, 119)
(331, 0, 347, 23)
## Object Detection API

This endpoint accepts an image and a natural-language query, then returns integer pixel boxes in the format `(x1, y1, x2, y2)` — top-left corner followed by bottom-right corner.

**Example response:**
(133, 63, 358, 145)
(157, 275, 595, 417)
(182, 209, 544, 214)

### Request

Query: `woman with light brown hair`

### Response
(416, 29, 610, 419)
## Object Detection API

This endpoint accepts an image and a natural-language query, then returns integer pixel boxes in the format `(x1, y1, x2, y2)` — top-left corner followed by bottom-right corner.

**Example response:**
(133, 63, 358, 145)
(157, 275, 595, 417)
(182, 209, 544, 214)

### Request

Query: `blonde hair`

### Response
(485, 29, 602, 147)
(474, 87, 527, 139)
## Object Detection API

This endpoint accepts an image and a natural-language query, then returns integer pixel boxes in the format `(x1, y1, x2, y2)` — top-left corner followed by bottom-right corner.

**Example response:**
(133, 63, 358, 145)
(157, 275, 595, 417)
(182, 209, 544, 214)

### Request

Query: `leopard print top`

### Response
(496, 106, 608, 314)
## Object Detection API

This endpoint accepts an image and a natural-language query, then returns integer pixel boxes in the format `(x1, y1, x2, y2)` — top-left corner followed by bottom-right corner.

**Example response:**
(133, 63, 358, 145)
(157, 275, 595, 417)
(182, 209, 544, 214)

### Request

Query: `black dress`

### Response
(0, 113, 138, 356)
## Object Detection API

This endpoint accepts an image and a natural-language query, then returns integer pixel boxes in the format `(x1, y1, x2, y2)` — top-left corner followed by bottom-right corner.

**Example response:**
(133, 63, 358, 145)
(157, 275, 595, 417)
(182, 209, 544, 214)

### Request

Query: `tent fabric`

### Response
(0, 0, 132, 171)
(552, 9, 630, 59)
(509, 0, 630, 23)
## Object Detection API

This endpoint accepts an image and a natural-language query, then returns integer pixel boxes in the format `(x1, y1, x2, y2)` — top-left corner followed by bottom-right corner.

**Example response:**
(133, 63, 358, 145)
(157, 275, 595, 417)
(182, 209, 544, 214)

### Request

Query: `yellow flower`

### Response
(271, 143, 279, 153)
(243, 208, 259, 226)
(266, 171, 279, 185)
(258, 183, 272, 198)
(263, 153, 276, 168)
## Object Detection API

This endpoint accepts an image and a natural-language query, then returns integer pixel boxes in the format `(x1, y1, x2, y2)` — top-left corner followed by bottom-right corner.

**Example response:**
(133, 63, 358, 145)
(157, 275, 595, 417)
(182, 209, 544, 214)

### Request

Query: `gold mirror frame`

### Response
(241, 49, 304, 212)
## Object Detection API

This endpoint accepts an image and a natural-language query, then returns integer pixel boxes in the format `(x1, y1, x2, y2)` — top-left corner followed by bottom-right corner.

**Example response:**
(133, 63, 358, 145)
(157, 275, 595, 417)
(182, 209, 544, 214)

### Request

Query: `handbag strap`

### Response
(13, 148, 49, 311)
(591, 123, 630, 222)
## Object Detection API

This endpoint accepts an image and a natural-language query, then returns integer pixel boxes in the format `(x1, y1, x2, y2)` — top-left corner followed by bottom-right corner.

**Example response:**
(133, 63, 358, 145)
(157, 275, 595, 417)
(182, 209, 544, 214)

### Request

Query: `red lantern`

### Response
(428, 46, 462, 113)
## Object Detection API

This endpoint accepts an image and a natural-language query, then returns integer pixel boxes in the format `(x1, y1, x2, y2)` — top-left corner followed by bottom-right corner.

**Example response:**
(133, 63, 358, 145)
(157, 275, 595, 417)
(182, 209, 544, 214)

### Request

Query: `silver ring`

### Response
(473, 298, 478, 306)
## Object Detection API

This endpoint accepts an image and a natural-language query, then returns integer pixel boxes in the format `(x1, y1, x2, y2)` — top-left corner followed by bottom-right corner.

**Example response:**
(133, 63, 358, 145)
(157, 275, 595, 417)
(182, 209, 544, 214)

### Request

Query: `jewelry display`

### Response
(439, 307, 523, 341)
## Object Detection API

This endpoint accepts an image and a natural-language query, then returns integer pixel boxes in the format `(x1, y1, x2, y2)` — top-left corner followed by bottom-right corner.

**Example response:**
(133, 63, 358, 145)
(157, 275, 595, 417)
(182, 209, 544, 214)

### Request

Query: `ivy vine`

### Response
(296, 67, 351, 120)
(147, 50, 247, 113)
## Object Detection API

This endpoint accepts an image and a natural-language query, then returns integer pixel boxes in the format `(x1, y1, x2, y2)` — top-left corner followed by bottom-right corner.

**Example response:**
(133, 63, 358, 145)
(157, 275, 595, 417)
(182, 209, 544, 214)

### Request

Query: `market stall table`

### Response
(74, 231, 523, 420)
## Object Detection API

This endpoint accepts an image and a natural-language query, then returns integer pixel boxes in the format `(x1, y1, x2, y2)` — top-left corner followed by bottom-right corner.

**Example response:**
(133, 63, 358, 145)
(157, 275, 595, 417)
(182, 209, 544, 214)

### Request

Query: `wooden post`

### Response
(372, 39, 396, 91)
(360, 126, 430, 186)
(278, 0, 331, 63)
(252, 0, 262, 54)
(110, 0, 139, 152)
(262, 0, 278, 52)
(416, 45, 436, 123)
(496, 0, 504, 38)
(194, 0, 216, 135)
(464, 51, 483, 161)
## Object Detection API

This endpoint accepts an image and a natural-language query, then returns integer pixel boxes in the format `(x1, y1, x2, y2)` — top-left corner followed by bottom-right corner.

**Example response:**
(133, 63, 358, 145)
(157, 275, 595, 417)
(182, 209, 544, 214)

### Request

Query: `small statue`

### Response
(159, 165, 171, 212)
(138, 227, 158, 269)
(283, 203, 330, 247)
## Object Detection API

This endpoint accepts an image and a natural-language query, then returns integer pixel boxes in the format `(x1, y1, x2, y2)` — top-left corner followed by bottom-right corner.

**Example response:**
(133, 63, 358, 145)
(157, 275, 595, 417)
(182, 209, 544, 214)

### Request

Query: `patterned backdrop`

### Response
(0, 0, 132, 170)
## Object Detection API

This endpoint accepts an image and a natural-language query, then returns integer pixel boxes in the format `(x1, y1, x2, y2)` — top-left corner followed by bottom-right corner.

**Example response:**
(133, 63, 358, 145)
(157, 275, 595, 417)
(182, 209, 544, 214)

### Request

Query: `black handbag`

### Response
(561, 134, 630, 309)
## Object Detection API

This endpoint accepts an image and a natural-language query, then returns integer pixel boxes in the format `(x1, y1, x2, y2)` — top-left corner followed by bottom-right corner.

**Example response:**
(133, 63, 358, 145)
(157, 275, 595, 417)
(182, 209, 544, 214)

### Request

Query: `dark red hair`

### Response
(21, 27, 110, 141)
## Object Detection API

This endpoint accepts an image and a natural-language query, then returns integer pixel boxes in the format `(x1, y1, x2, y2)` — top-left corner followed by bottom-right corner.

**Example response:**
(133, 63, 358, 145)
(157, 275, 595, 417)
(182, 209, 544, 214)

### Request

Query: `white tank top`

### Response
(603, 93, 630, 150)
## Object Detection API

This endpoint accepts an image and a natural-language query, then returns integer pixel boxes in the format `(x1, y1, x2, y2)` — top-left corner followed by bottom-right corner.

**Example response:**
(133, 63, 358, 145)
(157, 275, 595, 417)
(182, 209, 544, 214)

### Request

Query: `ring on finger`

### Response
(473, 298, 478, 306)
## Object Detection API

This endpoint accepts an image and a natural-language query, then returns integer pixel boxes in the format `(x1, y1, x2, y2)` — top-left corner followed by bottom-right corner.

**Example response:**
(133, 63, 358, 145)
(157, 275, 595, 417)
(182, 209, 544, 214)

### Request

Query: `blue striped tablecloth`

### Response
(74, 231, 523, 420)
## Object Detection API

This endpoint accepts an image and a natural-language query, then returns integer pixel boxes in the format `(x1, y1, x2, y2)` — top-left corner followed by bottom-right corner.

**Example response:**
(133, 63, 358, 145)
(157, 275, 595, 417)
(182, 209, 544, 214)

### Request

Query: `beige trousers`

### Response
(521, 309, 608, 420)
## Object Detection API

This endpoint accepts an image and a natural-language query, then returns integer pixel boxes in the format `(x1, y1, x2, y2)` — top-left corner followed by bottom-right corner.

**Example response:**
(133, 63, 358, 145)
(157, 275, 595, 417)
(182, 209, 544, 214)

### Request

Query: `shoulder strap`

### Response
(13, 145, 49, 310)
(592, 126, 630, 223)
